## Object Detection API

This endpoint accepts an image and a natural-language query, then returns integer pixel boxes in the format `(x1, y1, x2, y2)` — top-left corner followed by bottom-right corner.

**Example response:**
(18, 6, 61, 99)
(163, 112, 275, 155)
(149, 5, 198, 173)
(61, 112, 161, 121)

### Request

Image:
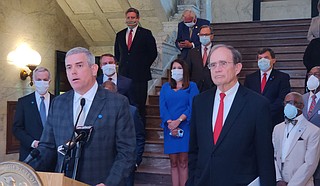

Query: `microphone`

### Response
(59, 98, 86, 173)
(23, 148, 40, 164)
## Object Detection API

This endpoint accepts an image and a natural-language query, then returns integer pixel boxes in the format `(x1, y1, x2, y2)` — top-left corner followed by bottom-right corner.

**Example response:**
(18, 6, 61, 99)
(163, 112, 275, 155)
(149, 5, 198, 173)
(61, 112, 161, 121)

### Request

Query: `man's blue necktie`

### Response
(40, 96, 46, 126)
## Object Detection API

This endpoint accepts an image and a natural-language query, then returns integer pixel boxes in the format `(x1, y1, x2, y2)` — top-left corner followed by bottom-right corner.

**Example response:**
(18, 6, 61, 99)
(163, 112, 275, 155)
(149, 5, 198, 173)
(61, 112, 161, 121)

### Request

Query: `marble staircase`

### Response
(135, 18, 311, 185)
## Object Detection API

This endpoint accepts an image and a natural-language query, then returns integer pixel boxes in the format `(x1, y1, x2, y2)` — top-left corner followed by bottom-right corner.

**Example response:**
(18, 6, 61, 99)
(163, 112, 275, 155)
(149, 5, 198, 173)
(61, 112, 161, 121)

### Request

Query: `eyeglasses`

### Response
(207, 61, 234, 69)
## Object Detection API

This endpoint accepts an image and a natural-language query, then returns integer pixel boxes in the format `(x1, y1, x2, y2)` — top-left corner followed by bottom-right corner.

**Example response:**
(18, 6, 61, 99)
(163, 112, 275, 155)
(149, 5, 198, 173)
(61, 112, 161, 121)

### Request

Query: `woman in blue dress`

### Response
(160, 59, 199, 186)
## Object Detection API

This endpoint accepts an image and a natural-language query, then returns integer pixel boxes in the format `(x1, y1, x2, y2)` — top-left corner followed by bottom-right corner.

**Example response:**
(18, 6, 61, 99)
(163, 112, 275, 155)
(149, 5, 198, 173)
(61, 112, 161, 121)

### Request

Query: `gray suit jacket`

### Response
(303, 92, 320, 127)
(273, 116, 320, 185)
(33, 86, 136, 185)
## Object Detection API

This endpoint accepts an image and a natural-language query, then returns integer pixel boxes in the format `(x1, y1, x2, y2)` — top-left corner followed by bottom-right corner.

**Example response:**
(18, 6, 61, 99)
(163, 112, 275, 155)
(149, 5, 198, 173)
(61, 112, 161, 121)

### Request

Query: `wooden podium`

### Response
(0, 161, 88, 186)
(37, 172, 88, 186)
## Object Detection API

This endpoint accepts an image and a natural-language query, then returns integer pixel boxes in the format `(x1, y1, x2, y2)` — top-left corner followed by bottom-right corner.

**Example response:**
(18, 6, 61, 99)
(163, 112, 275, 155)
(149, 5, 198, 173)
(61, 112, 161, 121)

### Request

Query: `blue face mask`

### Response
(258, 58, 271, 72)
(284, 104, 298, 119)
(199, 36, 211, 46)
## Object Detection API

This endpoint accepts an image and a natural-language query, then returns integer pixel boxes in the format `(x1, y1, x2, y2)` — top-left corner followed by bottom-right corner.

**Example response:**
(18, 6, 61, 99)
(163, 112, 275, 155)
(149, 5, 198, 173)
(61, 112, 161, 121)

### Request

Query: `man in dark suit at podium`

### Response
(96, 53, 135, 105)
(32, 47, 136, 186)
(244, 48, 291, 127)
(13, 67, 54, 164)
(176, 9, 210, 60)
(114, 7, 157, 122)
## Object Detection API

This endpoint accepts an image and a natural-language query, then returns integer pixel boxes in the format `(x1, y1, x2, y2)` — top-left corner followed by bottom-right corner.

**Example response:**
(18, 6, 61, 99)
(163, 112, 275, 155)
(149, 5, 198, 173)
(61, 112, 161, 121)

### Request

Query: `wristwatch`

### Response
(178, 118, 183, 122)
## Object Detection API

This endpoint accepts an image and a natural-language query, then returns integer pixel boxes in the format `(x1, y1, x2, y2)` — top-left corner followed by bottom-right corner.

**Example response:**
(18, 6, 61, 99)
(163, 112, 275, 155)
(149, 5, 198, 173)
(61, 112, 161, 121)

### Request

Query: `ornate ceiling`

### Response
(56, 0, 167, 46)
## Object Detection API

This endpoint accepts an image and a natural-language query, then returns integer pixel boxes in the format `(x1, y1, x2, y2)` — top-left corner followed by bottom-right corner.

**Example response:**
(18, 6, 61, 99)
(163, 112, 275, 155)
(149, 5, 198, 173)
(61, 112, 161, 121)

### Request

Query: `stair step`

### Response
(146, 128, 164, 141)
(241, 53, 303, 60)
(144, 143, 164, 153)
(146, 105, 160, 115)
(149, 95, 159, 105)
(146, 116, 161, 128)
(212, 19, 310, 30)
(236, 45, 307, 54)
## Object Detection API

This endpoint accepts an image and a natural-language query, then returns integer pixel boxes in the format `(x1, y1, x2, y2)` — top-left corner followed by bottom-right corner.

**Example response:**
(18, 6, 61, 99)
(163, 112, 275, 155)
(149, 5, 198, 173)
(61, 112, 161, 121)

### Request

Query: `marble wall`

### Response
(211, 0, 312, 23)
(0, 0, 87, 161)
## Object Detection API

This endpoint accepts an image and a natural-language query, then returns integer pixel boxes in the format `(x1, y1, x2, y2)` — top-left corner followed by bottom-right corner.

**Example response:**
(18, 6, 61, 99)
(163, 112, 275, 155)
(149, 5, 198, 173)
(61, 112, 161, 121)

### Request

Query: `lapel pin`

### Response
(98, 114, 103, 119)
(31, 101, 35, 104)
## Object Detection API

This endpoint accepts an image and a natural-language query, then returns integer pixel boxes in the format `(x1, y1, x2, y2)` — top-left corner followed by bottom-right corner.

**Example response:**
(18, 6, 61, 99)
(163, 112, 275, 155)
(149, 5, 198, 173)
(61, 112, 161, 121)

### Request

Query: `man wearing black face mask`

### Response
(302, 66, 320, 186)
(114, 7, 157, 123)
(273, 92, 320, 186)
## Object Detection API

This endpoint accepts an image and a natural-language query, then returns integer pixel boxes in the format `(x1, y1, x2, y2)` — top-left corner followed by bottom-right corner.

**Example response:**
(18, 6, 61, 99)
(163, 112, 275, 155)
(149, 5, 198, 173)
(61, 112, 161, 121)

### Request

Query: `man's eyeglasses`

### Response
(207, 61, 234, 69)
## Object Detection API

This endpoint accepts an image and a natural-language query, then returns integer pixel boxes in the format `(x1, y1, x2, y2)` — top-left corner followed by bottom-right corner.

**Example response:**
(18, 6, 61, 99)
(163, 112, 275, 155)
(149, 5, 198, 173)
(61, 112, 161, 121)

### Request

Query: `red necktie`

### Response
(213, 93, 226, 144)
(308, 95, 317, 118)
(261, 73, 267, 93)
(127, 29, 133, 50)
(203, 47, 208, 66)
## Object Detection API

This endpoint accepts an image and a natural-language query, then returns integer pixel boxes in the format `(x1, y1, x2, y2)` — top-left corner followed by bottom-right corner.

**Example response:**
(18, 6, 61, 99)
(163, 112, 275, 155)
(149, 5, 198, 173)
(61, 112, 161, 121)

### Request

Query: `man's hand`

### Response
(33, 140, 39, 148)
(276, 181, 287, 186)
(96, 183, 106, 186)
(178, 40, 193, 49)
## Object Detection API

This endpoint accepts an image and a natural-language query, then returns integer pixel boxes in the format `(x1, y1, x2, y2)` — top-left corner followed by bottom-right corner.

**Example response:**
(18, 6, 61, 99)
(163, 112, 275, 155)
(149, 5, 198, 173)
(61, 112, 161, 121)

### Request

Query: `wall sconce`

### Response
(7, 43, 41, 86)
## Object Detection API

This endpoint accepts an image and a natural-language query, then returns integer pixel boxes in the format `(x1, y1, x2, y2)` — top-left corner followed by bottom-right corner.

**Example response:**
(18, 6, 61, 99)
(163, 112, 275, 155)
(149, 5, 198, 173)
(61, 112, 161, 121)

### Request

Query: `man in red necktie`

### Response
(185, 25, 215, 92)
(302, 66, 320, 186)
(114, 8, 157, 123)
(187, 44, 275, 186)
(244, 48, 291, 127)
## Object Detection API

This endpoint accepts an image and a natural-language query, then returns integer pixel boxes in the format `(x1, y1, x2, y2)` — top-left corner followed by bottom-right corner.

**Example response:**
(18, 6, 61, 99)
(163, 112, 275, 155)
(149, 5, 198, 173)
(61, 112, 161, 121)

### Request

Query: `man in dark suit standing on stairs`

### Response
(186, 25, 215, 92)
(13, 67, 55, 165)
(114, 7, 157, 122)
(187, 44, 275, 186)
(176, 9, 210, 60)
(244, 48, 291, 127)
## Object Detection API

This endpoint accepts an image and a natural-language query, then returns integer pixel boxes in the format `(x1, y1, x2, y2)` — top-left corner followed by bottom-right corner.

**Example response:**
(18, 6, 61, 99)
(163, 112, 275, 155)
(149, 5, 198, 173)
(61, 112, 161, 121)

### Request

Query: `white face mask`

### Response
(171, 69, 183, 81)
(307, 75, 320, 91)
(102, 64, 116, 76)
(34, 81, 50, 95)
(258, 58, 271, 72)
(184, 22, 195, 28)
(284, 103, 298, 119)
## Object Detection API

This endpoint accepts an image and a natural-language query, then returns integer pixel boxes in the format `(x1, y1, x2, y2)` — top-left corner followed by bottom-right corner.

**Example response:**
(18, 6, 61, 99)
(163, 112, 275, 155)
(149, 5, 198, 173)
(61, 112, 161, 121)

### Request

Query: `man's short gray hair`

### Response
(65, 47, 95, 66)
(209, 44, 242, 64)
(32, 66, 51, 81)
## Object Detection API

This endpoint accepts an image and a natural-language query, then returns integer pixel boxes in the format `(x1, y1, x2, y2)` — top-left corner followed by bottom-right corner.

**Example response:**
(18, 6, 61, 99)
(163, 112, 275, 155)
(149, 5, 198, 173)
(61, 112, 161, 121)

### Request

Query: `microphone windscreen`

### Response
(30, 148, 40, 158)
(80, 98, 86, 107)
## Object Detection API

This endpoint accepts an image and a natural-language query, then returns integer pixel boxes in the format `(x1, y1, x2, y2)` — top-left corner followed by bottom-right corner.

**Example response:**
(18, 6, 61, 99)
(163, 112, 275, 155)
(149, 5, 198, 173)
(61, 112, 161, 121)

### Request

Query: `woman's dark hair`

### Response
(169, 59, 190, 89)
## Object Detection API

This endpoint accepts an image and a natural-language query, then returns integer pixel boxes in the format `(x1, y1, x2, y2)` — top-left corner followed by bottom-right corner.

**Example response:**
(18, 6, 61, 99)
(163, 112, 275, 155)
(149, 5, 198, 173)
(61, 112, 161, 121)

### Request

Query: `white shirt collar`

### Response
(103, 73, 118, 84)
(74, 82, 98, 103)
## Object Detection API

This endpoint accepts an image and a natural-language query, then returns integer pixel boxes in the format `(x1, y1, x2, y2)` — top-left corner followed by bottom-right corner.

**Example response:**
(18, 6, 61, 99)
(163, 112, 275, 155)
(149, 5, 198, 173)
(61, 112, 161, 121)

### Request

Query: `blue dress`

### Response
(160, 82, 199, 154)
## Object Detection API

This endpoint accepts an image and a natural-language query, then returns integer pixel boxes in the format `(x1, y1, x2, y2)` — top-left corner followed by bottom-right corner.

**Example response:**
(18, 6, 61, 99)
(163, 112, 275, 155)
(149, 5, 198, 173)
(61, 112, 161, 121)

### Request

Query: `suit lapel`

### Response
(85, 87, 107, 127)
(30, 93, 42, 127)
(129, 27, 141, 51)
(262, 69, 276, 95)
(213, 85, 247, 150)
(120, 29, 128, 52)
(286, 121, 307, 159)
(252, 71, 262, 93)
(203, 88, 216, 149)
(277, 124, 286, 159)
